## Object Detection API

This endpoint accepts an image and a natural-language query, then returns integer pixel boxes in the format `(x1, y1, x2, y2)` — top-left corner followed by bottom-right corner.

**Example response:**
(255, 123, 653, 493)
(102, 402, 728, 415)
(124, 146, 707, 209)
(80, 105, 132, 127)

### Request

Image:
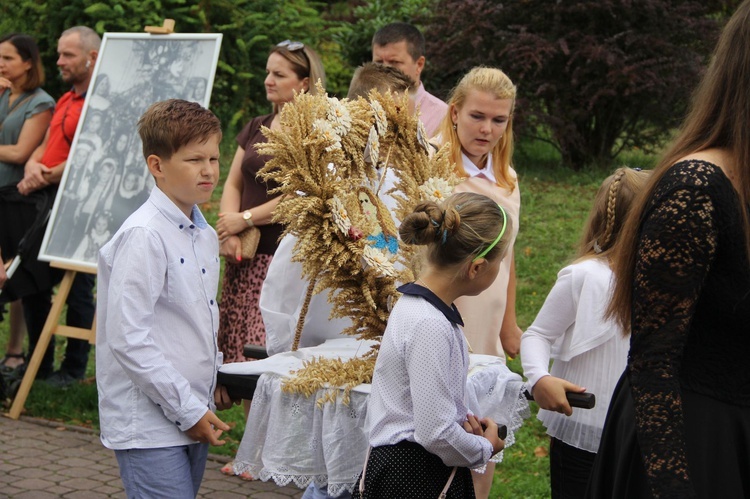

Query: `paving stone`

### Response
(0, 462, 22, 472)
(8, 466, 50, 479)
(40, 463, 66, 472)
(61, 491, 111, 499)
(89, 484, 121, 495)
(0, 416, 307, 498)
(11, 477, 57, 490)
(59, 476, 103, 490)
(201, 491, 251, 499)
(44, 485, 75, 496)
(12, 491, 61, 499)
(58, 466, 101, 479)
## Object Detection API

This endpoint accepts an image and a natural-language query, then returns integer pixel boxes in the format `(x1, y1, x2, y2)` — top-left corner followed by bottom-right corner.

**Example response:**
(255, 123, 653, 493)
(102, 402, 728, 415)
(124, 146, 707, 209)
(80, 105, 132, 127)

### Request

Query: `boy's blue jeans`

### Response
(115, 443, 209, 498)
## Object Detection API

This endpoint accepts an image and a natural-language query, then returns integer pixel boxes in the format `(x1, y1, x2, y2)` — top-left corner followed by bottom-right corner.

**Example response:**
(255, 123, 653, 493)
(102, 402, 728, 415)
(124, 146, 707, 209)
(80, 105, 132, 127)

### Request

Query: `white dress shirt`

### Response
(366, 284, 493, 468)
(521, 257, 629, 452)
(96, 186, 222, 450)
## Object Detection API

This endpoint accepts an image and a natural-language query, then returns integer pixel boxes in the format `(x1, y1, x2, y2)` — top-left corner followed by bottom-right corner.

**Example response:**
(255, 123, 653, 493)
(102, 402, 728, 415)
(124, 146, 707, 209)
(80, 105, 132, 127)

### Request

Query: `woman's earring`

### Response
(452, 123, 457, 131)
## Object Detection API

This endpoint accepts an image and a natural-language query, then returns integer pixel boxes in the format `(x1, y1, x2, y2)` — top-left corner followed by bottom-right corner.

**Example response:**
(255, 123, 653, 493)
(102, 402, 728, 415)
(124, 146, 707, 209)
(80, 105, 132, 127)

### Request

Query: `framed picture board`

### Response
(38, 32, 223, 270)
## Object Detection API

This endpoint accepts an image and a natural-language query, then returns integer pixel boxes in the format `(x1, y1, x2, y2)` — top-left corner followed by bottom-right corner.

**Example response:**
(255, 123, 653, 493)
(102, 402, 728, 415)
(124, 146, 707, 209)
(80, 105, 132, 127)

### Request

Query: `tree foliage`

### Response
(332, 0, 435, 69)
(425, 0, 734, 168)
(1, 0, 345, 134)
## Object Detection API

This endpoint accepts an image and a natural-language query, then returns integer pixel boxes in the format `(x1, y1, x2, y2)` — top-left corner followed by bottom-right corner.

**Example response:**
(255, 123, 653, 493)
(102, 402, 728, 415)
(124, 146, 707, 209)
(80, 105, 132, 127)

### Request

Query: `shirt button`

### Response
(175, 421, 181, 426)
(180, 258, 184, 264)
(210, 300, 214, 305)
(179, 224, 184, 229)
(202, 268, 206, 274)
(190, 224, 195, 229)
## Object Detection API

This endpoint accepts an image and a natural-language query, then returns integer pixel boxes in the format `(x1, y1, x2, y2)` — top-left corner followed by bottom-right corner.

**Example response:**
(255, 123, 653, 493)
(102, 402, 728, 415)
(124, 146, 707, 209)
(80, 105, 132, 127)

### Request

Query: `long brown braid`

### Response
(598, 169, 627, 252)
(576, 167, 651, 261)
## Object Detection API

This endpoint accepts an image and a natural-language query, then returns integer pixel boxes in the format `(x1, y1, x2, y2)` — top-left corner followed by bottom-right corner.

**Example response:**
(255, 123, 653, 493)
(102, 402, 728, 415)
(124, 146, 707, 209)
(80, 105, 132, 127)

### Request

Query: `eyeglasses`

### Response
(277, 40, 305, 51)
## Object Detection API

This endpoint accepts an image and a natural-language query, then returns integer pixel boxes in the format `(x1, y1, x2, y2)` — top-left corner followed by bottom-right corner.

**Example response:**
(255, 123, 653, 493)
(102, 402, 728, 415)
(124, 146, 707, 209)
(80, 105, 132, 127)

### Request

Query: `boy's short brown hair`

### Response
(347, 63, 414, 99)
(137, 99, 222, 160)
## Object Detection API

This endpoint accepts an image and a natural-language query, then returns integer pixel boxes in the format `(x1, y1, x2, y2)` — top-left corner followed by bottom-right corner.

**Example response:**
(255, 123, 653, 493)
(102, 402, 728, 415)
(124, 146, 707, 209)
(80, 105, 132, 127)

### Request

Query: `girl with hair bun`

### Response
(353, 192, 512, 499)
(435, 65, 521, 498)
(520, 167, 650, 498)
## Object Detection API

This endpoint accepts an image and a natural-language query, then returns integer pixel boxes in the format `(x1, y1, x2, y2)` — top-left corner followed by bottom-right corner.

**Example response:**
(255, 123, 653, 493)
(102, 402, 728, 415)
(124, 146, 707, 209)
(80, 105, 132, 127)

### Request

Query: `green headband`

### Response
(473, 205, 508, 262)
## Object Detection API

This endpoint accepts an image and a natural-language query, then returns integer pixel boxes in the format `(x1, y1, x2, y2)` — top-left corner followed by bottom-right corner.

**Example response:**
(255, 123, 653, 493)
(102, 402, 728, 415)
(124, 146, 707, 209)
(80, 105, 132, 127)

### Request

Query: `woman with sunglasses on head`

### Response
(0, 33, 55, 373)
(215, 40, 326, 480)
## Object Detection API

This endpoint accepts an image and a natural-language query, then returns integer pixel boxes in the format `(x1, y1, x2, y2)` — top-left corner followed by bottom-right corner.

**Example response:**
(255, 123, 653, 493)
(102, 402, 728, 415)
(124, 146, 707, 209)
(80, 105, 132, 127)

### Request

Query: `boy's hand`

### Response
(185, 410, 230, 446)
(214, 384, 240, 411)
(532, 375, 586, 416)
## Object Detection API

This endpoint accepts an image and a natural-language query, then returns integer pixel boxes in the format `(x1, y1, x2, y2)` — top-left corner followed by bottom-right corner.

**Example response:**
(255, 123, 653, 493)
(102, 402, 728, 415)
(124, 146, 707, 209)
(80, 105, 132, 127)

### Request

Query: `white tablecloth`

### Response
(221, 338, 530, 496)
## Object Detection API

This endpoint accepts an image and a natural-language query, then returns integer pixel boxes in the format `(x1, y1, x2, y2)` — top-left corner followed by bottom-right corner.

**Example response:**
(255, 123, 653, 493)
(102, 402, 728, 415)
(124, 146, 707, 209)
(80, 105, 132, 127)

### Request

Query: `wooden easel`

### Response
(144, 19, 175, 34)
(7, 261, 97, 419)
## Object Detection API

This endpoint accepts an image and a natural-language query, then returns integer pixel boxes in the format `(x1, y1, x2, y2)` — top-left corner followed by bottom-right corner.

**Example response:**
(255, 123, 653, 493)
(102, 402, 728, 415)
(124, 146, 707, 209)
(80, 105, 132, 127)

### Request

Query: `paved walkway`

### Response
(0, 415, 304, 498)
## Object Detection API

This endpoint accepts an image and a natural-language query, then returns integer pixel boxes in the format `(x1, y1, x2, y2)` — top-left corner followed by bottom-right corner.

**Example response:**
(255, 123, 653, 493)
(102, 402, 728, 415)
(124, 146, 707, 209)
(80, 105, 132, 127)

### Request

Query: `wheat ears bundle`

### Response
(257, 84, 457, 403)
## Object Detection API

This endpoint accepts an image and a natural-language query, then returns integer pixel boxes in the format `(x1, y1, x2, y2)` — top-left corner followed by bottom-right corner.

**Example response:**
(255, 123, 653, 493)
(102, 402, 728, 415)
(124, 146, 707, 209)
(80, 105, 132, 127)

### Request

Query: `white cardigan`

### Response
(521, 257, 629, 453)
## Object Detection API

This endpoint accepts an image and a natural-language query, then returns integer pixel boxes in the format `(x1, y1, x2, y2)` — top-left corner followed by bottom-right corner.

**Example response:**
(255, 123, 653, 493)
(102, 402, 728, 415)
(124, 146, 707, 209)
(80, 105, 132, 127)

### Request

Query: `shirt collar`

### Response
(461, 151, 497, 183)
(414, 82, 426, 102)
(397, 282, 464, 326)
(148, 186, 209, 230)
(69, 88, 87, 99)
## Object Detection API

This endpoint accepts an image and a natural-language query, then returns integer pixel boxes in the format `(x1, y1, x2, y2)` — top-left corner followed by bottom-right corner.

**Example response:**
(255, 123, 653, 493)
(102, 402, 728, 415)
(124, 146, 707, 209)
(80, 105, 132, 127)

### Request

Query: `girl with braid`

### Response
(520, 167, 650, 499)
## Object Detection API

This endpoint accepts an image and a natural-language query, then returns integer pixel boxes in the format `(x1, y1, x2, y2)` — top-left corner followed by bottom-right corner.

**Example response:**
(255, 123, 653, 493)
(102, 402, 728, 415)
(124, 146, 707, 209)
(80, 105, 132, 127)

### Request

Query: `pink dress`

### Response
(453, 154, 521, 360)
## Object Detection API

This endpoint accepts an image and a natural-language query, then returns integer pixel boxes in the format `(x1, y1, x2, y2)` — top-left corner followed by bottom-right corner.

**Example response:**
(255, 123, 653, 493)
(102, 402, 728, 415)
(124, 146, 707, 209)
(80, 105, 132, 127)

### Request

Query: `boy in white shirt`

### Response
(96, 99, 234, 498)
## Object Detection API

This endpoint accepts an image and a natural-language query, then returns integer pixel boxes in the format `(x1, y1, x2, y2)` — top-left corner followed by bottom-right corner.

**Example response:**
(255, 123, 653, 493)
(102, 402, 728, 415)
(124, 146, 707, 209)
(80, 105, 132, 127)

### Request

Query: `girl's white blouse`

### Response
(521, 257, 630, 452)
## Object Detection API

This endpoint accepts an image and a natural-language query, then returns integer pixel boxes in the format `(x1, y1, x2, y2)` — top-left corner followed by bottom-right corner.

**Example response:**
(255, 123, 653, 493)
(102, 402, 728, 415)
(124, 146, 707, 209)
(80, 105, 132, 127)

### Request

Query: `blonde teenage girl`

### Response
(435, 66, 520, 498)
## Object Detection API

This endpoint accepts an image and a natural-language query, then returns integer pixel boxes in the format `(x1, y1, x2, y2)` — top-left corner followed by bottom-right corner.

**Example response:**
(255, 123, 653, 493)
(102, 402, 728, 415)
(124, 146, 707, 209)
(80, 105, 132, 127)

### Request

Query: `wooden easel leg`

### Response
(7, 270, 77, 420)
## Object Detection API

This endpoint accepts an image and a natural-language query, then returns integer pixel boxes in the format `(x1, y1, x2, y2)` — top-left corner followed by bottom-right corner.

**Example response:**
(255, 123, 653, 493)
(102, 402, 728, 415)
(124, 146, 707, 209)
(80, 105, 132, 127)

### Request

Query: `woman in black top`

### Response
(586, 2, 750, 498)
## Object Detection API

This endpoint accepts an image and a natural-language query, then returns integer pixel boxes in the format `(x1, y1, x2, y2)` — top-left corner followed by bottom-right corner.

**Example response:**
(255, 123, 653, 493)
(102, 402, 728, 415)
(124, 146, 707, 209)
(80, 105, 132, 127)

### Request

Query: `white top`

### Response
(366, 286, 493, 468)
(520, 258, 629, 452)
(461, 151, 498, 183)
(96, 186, 222, 450)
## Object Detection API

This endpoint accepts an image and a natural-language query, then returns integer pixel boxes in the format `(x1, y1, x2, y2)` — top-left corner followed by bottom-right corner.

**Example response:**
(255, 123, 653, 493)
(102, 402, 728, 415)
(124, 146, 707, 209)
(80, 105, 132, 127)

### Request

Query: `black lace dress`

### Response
(586, 160, 750, 499)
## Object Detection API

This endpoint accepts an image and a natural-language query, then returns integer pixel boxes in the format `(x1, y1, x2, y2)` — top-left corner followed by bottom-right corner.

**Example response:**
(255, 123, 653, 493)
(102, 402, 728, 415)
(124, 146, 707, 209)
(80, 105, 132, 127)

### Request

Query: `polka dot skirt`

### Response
(352, 441, 475, 498)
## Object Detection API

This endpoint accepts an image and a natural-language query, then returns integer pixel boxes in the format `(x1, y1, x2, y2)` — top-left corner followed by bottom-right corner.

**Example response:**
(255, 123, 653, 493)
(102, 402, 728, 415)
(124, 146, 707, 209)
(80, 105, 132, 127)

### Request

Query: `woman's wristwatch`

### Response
(242, 209, 254, 227)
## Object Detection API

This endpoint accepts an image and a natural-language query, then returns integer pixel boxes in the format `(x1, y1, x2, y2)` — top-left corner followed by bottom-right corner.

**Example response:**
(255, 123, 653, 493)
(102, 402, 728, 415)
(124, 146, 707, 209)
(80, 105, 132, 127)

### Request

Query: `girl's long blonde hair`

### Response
(436, 67, 517, 191)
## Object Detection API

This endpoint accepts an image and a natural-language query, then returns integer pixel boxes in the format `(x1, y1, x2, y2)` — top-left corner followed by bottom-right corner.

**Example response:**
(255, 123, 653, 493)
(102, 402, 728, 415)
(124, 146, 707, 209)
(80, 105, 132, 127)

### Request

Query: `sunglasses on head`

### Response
(277, 40, 305, 51)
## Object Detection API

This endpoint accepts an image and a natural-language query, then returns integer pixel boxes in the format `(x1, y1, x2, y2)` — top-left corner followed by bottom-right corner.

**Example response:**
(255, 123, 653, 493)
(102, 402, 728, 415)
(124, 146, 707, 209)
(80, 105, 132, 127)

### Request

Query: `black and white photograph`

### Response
(39, 33, 222, 269)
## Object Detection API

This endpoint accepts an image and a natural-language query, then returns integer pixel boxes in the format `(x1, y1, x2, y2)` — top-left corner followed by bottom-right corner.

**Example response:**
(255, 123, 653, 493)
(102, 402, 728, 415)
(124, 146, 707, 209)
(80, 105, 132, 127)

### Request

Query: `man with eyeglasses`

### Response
(372, 22, 448, 137)
(16, 26, 100, 386)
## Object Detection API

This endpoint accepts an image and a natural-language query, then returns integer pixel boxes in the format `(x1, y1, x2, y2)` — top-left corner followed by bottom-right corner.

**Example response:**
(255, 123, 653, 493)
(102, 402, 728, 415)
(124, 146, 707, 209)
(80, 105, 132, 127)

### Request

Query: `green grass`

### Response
(1, 137, 657, 498)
